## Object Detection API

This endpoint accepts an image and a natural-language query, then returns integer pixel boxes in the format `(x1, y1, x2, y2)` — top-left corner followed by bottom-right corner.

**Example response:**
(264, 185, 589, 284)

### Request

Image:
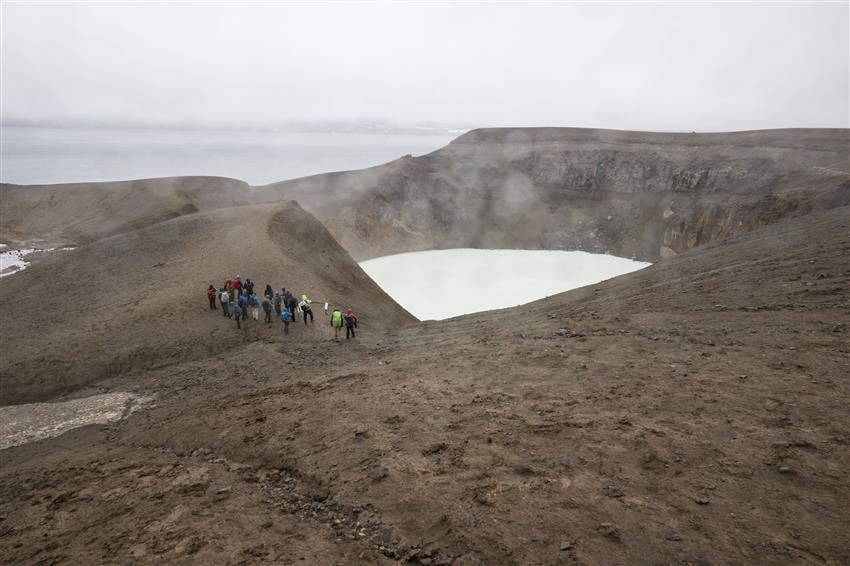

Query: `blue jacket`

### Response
(234, 305, 243, 318)
(280, 310, 293, 323)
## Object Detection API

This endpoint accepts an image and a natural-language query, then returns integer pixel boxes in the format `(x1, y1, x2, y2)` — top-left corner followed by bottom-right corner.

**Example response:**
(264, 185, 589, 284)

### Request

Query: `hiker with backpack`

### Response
(330, 308, 343, 342)
(280, 307, 293, 335)
(300, 294, 314, 325)
(233, 302, 244, 329)
(344, 308, 358, 340)
(250, 292, 261, 321)
(273, 293, 282, 316)
(239, 292, 249, 322)
(264, 284, 274, 300)
(262, 294, 273, 324)
(207, 285, 217, 310)
(245, 278, 255, 297)
(233, 274, 243, 298)
(287, 294, 298, 320)
(220, 288, 231, 318)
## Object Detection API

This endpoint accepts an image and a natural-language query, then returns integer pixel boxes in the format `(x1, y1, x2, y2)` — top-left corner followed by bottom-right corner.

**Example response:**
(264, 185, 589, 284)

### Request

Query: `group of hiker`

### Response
(205, 274, 358, 342)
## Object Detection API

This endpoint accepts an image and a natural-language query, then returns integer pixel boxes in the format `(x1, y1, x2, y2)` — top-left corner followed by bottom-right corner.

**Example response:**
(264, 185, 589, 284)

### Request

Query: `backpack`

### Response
(332, 310, 343, 327)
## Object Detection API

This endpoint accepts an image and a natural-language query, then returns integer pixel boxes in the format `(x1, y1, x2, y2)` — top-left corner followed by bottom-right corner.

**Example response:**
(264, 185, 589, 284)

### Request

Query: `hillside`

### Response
(0, 176, 252, 247)
(258, 127, 849, 261)
(1, 206, 847, 564)
(0, 200, 414, 405)
(4, 128, 847, 263)
(0, 127, 848, 564)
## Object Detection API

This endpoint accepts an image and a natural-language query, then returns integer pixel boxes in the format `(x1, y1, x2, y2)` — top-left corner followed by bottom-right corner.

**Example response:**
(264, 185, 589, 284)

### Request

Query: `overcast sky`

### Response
(2, 2, 848, 132)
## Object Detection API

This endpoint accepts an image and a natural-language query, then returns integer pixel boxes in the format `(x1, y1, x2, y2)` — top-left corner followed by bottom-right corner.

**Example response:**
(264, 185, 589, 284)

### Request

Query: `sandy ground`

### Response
(1, 205, 847, 565)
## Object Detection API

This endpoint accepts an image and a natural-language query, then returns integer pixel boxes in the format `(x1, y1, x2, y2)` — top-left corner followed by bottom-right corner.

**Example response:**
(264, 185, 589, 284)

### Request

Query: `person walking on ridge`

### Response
(264, 284, 274, 301)
(262, 294, 273, 324)
(220, 288, 231, 318)
(233, 274, 243, 298)
(207, 285, 217, 310)
(250, 292, 261, 321)
(273, 292, 282, 316)
(239, 291, 249, 322)
(286, 293, 297, 320)
(280, 307, 293, 335)
(300, 294, 314, 325)
(331, 308, 343, 342)
(344, 308, 358, 340)
(233, 302, 243, 330)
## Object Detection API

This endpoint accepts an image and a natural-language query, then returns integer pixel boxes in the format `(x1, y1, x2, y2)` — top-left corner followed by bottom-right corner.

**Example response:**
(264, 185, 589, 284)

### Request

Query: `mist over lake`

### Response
(0, 127, 456, 186)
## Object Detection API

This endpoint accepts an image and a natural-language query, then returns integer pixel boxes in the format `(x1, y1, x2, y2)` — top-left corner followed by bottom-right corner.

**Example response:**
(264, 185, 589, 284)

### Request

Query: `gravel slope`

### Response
(1, 206, 847, 565)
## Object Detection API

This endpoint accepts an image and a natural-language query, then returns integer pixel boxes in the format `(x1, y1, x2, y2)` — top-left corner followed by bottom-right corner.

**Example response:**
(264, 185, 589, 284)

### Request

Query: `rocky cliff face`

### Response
(661, 181, 850, 256)
(262, 128, 850, 261)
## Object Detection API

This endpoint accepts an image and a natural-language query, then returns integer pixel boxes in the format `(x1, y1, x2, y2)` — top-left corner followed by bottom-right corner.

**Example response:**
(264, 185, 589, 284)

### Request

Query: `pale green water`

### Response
(360, 248, 650, 320)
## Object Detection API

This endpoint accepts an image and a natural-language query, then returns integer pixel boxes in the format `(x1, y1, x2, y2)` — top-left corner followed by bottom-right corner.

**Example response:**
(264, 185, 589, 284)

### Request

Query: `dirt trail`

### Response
(1, 206, 847, 565)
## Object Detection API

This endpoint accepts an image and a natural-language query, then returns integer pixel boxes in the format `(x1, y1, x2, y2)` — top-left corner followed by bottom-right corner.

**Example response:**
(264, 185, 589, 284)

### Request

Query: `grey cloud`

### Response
(1, 2, 847, 131)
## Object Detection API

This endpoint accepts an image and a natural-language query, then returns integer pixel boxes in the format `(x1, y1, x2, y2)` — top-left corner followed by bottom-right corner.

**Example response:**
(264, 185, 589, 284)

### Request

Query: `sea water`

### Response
(359, 249, 650, 320)
(0, 126, 455, 186)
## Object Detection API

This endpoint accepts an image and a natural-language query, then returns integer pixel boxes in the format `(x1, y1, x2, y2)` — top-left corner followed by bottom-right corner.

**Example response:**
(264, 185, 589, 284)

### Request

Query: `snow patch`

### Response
(0, 392, 151, 450)
(0, 247, 76, 278)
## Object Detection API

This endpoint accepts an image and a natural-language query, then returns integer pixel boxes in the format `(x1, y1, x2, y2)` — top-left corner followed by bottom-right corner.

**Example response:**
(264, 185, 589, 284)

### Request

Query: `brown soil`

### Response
(1, 198, 847, 564)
